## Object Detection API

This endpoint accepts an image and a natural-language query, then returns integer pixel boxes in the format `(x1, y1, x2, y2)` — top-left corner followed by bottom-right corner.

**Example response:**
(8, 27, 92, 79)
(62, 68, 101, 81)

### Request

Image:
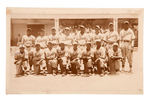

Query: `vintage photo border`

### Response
(6, 8, 144, 94)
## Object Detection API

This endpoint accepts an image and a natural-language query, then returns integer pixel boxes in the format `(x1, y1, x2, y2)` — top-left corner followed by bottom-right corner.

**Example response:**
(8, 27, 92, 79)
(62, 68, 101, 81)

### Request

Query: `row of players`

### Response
(15, 41, 121, 77)
(14, 21, 135, 77)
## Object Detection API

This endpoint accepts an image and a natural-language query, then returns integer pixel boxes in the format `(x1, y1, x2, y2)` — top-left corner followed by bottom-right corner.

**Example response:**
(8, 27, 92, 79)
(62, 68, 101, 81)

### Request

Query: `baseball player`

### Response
(32, 43, 46, 75)
(94, 41, 107, 76)
(14, 45, 28, 77)
(108, 43, 122, 74)
(49, 27, 59, 49)
(76, 25, 87, 53)
(105, 23, 119, 50)
(85, 26, 93, 42)
(57, 42, 69, 76)
(59, 27, 74, 51)
(69, 42, 81, 75)
(92, 25, 104, 47)
(120, 21, 135, 72)
(44, 41, 58, 75)
(35, 29, 49, 49)
(21, 29, 35, 72)
(81, 42, 94, 76)
(22, 28, 35, 47)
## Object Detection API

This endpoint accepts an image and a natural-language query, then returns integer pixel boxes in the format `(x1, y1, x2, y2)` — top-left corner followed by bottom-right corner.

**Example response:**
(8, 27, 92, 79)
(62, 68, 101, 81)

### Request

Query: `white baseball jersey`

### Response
(22, 35, 35, 46)
(120, 28, 135, 41)
(44, 48, 57, 60)
(35, 36, 49, 48)
(120, 28, 135, 48)
(108, 48, 122, 58)
(76, 32, 87, 45)
(105, 30, 119, 43)
(59, 33, 73, 45)
(49, 34, 59, 44)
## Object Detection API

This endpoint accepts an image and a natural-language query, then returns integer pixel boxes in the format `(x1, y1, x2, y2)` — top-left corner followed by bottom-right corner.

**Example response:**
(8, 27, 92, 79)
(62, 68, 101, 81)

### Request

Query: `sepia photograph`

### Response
(6, 8, 143, 94)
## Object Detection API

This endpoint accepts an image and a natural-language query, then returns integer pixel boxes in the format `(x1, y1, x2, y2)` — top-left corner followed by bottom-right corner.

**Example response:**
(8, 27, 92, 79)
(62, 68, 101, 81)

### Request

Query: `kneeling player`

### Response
(57, 42, 69, 76)
(94, 41, 107, 76)
(81, 42, 94, 76)
(108, 43, 122, 74)
(69, 42, 80, 75)
(14, 45, 28, 77)
(45, 42, 58, 75)
(32, 43, 46, 75)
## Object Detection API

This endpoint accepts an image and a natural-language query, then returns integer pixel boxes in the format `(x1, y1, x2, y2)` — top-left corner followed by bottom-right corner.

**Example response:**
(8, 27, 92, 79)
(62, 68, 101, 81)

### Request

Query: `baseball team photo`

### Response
(6, 8, 143, 94)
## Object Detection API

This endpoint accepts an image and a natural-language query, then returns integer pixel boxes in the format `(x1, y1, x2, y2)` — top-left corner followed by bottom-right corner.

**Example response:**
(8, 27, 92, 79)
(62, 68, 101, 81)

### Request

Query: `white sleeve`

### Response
(130, 29, 135, 40)
(118, 49, 122, 57)
(41, 51, 45, 59)
(115, 32, 120, 41)
(119, 30, 123, 41)
(21, 35, 25, 44)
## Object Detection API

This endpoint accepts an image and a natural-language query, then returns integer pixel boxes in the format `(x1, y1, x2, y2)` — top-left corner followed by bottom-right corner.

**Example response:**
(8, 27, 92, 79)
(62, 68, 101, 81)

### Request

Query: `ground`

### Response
(6, 47, 142, 94)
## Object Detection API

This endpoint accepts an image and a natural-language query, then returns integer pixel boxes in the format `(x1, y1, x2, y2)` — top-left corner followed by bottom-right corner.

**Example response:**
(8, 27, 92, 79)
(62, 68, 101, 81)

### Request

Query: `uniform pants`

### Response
(109, 59, 116, 74)
(33, 64, 40, 75)
(96, 60, 102, 74)
(47, 60, 58, 74)
(16, 64, 24, 75)
(15, 61, 27, 75)
(47, 64, 52, 74)
(121, 46, 133, 67)
(59, 59, 67, 74)
(71, 62, 80, 74)
(83, 59, 89, 74)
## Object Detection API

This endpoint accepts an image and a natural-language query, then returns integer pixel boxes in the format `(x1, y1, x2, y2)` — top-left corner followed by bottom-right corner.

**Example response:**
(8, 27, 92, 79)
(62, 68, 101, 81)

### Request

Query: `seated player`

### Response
(32, 43, 46, 75)
(81, 42, 94, 76)
(57, 42, 69, 76)
(69, 42, 81, 75)
(94, 41, 107, 76)
(14, 45, 28, 77)
(44, 41, 58, 75)
(108, 43, 122, 74)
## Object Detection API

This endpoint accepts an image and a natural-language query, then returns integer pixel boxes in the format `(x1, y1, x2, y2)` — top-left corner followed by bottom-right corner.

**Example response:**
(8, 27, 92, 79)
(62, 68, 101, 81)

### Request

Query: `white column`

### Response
(113, 18, 118, 32)
(55, 18, 59, 34)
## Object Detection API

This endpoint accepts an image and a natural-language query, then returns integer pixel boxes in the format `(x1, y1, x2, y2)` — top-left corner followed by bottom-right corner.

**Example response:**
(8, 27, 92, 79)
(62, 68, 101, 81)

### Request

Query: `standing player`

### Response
(22, 28, 35, 47)
(49, 27, 59, 49)
(22, 28, 35, 71)
(35, 29, 49, 49)
(44, 42, 58, 75)
(14, 45, 28, 77)
(59, 27, 73, 51)
(105, 23, 119, 50)
(120, 21, 135, 72)
(77, 25, 87, 52)
(92, 25, 103, 47)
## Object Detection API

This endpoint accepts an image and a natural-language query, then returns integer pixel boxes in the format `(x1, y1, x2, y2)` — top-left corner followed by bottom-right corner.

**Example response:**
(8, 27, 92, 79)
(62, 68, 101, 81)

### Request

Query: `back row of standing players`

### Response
(14, 21, 135, 77)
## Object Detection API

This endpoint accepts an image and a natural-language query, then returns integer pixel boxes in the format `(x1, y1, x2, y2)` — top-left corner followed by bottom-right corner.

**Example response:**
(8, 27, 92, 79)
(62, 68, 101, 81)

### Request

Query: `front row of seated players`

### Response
(14, 41, 123, 77)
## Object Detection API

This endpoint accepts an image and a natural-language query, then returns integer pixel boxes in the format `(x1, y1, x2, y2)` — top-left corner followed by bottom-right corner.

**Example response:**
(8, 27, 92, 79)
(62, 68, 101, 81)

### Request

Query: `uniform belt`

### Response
(107, 42, 114, 44)
(122, 40, 131, 42)
(65, 44, 72, 46)
(79, 44, 85, 46)
(41, 47, 46, 49)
